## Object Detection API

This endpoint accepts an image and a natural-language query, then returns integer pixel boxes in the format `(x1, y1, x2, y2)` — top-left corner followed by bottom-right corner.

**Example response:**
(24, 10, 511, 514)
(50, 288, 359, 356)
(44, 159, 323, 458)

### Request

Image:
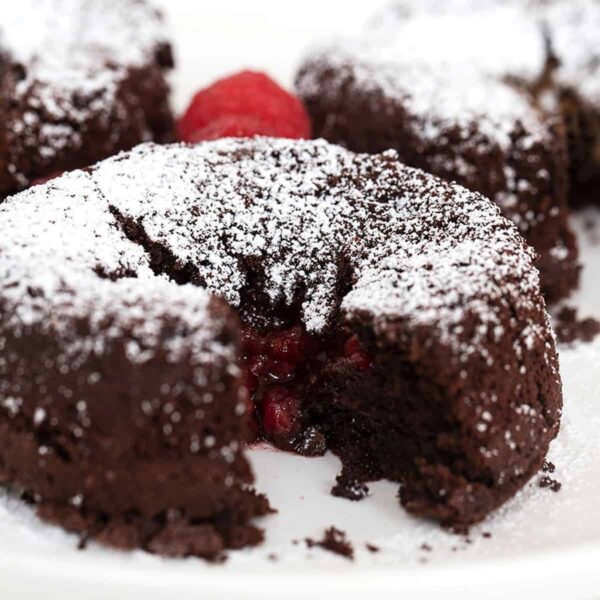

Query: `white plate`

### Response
(1, 2, 600, 598)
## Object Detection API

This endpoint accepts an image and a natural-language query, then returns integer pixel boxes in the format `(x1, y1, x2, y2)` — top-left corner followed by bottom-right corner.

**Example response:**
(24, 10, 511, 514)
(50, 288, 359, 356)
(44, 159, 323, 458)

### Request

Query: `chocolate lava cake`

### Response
(296, 0, 600, 303)
(0, 138, 562, 558)
(544, 0, 600, 208)
(0, 0, 174, 199)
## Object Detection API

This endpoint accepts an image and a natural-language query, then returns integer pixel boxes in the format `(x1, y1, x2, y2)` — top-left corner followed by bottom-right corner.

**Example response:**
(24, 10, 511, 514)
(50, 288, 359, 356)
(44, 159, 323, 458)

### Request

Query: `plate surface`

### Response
(1, 2, 600, 598)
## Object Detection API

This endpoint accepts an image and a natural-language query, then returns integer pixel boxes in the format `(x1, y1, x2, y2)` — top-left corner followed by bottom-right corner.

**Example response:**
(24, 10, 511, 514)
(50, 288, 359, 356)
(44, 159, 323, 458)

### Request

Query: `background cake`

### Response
(296, 0, 600, 303)
(0, 138, 561, 554)
(0, 0, 175, 198)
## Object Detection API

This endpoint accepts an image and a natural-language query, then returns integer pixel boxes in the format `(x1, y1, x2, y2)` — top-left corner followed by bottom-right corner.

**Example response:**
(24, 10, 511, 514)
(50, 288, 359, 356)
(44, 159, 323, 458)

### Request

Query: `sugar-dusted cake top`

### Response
(299, 0, 600, 124)
(297, 1, 551, 154)
(545, 0, 600, 106)
(0, 0, 167, 87)
(0, 0, 170, 171)
(0, 139, 550, 369)
(0, 167, 233, 369)
(368, 0, 546, 82)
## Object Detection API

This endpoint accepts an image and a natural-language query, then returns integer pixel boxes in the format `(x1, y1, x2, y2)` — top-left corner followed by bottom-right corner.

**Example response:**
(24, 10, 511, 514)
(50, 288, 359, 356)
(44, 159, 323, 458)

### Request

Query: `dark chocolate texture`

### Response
(0, 138, 562, 553)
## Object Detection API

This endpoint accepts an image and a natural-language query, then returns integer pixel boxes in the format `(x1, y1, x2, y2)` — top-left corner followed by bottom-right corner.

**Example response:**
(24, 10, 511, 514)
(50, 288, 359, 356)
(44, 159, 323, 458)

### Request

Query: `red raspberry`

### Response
(262, 387, 301, 439)
(344, 335, 373, 372)
(344, 335, 362, 358)
(267, 326, 305, 364)
(187, 115, 280, 143)
(248, 354, 270, 378)
(240, 326, 264, 356)
(265, 359, 295, 382)
(178, 70, 311, 143)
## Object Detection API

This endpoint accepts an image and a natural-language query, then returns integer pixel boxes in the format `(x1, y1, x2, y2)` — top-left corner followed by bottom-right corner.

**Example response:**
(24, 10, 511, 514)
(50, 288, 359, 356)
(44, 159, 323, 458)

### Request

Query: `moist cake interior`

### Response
(0, 139, 561, 556)
(111, 206, 538, 529)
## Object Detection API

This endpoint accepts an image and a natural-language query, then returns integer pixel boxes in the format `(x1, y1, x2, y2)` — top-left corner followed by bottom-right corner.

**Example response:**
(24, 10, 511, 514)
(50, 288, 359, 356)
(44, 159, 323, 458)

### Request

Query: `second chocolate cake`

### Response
(296, 0, 597, 303)
(544, 0, 600, 208)
(0, 0, 175, 199)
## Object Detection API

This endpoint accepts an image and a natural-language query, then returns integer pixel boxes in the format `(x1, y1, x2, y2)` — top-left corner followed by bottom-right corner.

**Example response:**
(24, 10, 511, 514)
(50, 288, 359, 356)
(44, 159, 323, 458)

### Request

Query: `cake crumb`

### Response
(77, 535, 89, 551)
(420, 543, 433, 552)
(539, 475, 562, 492)
(366, 543, 380, 553)
(584, 215, 597, 231)
(306, 527, 354, 560)
(445, 523, 470, 536)
(331, 473, 370, 501)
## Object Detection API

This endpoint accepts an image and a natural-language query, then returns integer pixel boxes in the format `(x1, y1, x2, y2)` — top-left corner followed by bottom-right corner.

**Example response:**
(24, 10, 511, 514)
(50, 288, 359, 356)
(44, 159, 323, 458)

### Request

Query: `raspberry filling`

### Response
(239, 324, 372, 454)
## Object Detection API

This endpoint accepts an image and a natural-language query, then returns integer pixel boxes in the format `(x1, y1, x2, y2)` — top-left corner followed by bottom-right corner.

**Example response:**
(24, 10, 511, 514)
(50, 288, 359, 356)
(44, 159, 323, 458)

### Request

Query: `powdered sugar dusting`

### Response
(545, 0, 600, 106)
(93, 138, 538, 353)
(1, 0, 165, 74)
(297, 0, 549, 153)
(1, 139, 551, 372)
(369, 0, 546, 81)
(0, 169, 232, 368)
(295, 0, 589, 275)
(0, 0, 168, 177)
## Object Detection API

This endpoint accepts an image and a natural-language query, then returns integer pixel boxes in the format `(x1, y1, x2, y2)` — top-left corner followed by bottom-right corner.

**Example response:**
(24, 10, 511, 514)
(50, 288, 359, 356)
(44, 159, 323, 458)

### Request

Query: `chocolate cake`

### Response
(0, 138, 562, 556)
(0, 0, 174, 199)
(544, 0, 600, 208)
(295, 0, 596, 303)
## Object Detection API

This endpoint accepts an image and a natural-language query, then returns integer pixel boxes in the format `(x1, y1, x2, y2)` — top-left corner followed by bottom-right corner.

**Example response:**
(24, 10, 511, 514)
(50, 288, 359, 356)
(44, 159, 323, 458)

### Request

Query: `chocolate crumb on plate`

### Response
(306, 527, 354, 560)
(331, 473, 370, 501)
(539, 475, 562, 492)
(365, 543, 380, 553)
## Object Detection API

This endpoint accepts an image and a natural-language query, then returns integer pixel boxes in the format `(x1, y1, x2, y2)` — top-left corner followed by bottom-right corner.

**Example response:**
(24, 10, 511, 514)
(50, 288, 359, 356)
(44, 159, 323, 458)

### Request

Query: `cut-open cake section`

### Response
(239, 321, 371, 454)
(0, 139, 562, 558)
(545, 0, 600, 208)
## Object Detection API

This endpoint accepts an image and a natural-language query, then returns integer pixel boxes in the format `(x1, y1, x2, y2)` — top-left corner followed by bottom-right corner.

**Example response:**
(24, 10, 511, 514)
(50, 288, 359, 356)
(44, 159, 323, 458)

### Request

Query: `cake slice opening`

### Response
(105, 188, 554, 532)
(238, 321, 372, 455)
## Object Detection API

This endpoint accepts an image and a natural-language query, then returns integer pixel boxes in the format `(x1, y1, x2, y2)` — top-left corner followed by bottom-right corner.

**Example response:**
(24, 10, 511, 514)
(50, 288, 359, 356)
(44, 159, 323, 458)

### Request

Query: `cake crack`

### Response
(108, 205, 204, 287)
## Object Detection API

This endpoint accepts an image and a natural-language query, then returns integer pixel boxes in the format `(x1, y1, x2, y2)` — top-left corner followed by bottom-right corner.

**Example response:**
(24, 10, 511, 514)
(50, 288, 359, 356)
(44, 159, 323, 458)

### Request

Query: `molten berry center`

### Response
(239, 323, 372, 452)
